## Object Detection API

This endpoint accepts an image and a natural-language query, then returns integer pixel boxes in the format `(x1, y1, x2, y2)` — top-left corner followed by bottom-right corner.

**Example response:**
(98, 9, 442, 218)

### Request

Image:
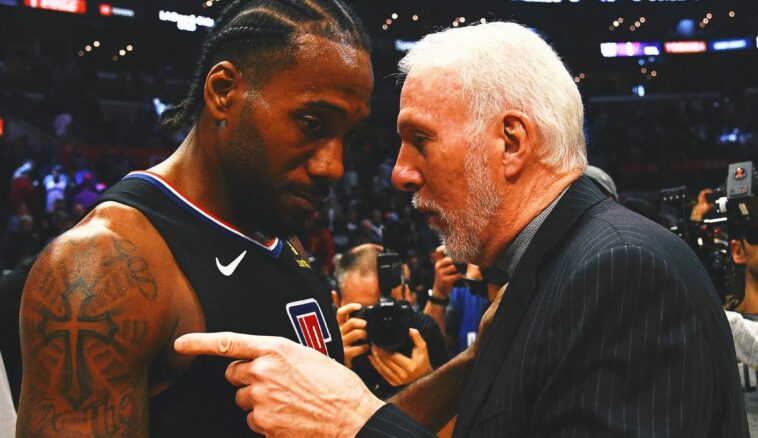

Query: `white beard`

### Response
(412, 142, 501, 263)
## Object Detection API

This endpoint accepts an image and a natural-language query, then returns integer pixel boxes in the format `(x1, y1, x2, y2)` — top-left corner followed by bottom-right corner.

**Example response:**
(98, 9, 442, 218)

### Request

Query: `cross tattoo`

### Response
(38, 280, 118, 409)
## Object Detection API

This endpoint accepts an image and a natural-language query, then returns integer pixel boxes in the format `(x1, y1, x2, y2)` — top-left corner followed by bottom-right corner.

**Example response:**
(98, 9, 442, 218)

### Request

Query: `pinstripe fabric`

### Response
(358, 176, 748, 437)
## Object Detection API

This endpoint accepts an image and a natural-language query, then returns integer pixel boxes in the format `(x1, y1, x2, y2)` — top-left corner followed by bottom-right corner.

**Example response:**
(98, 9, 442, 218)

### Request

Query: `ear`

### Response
(203, 61, 244, 123)
(331, 290, 341, 307)
(499, 110, 538, 179)
(731, 239, 746, 265)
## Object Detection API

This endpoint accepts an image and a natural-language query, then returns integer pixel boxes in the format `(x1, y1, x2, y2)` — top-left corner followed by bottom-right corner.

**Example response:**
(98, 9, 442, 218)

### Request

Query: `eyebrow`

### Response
(303, 100, 348, 117)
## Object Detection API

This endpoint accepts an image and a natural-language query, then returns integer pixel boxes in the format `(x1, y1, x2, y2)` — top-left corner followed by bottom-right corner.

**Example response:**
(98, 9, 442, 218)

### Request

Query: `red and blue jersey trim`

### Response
(124, 171, 283, 258)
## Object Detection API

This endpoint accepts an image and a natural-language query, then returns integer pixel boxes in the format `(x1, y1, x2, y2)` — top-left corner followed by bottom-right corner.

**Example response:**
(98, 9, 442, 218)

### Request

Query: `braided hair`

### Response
(160, 0, 370, 130)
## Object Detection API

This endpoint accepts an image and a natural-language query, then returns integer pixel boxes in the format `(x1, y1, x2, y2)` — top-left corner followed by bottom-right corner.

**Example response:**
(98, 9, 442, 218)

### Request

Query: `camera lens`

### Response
(367, 306, 409, 351)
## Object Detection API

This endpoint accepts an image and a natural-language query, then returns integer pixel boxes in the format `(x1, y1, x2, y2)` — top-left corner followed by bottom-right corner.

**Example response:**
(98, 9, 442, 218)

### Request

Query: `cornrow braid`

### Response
(160, 0, 370, 131)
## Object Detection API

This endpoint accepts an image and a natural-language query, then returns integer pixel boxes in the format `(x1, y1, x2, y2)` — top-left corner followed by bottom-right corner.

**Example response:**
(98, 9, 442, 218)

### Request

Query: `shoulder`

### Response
(21, 201, 182, 359)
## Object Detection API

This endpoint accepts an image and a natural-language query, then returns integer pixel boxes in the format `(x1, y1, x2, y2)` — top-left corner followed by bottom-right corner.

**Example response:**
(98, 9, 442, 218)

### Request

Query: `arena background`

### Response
(1, 0, 758, 432)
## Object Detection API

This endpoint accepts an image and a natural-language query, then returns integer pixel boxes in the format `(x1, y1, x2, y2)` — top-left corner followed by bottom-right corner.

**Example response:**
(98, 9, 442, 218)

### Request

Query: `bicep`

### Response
(17, 234, 171, 437)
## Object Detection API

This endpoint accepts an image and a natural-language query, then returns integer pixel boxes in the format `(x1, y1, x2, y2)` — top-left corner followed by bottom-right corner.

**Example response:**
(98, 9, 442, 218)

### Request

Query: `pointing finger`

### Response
(174, 332, 285, 359)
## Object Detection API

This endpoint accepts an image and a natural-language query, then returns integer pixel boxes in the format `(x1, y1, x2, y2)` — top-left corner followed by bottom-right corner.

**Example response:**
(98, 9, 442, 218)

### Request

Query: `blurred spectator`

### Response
(41, 164, 67, 212)
(9, 161, 33, 214)
(71, 172, 99, 212)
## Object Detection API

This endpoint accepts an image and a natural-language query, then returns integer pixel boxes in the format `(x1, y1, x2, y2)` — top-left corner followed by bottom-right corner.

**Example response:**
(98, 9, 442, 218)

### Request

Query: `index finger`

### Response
(336, 302, 363, 324)
(174, 331, 283, 359)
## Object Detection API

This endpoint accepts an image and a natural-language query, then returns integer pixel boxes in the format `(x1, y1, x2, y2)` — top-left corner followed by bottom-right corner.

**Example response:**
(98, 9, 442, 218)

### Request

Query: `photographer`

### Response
(331, 244, 447, 399)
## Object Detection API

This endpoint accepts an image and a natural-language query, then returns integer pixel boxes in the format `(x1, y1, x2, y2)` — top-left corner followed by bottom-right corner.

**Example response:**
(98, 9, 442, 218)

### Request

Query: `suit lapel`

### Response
(454, 176, 607, 436)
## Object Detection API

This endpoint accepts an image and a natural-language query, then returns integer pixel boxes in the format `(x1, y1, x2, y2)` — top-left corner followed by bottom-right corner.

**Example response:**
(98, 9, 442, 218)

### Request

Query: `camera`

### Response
(351, 297, 415, 351)
(659, 161, 758, 308)
(350, 252, 414, 352)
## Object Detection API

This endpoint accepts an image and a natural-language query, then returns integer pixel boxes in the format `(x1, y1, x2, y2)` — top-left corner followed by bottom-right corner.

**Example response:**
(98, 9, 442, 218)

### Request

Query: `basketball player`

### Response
(16, 1, 372, 436)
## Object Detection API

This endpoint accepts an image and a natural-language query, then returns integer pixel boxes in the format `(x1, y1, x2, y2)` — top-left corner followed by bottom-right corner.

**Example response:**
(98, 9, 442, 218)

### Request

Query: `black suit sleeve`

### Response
(357, 404, 435, 438)
(535, 245, 730, 437)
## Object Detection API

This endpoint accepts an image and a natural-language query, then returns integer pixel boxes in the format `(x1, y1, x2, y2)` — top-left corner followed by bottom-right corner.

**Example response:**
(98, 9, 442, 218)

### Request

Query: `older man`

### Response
(176, 22, 748, 437)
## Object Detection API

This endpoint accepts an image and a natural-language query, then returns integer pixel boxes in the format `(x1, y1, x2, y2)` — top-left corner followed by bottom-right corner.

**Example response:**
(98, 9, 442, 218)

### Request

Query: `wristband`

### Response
(428, 295, 450, 306)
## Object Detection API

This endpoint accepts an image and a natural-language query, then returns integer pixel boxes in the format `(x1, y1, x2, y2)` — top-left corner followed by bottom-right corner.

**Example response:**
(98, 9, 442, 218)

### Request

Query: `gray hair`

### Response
(398, 22, 587, 173)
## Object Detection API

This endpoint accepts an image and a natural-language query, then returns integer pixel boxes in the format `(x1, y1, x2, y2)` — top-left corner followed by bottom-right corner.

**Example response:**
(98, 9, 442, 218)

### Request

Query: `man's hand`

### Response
(175, 332, 385, 438)
(690, 188, 714, 222)
(432, 257, 463, 300)
(368, 329, 433, 387)
(470, 284, 507, 357)
(336, 303, 369, 369)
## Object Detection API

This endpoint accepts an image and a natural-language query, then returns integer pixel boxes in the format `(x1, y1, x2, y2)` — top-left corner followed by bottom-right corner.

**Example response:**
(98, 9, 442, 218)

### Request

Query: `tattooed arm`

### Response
(17, 223, 175, 438)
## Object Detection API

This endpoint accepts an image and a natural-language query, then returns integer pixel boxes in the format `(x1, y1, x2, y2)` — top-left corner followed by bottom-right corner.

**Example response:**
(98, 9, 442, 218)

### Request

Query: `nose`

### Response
(391, 145, 423, 192)
(307, 139, 344, 184)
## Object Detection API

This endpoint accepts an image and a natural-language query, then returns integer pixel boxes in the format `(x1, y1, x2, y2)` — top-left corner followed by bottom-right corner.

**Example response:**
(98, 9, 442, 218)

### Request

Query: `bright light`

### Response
(452, 21, 459, 27)
(651, 70, 657, 77)
(480, 18, 486, 24)
(579, 73, 585, 79)
(459, 17, 466, 23)
(630, 25, 636, 31)
(78, 51, 84, 56)
(85, 45, 92, 51)
(640, 17, 646, 23)
(93, 41, 100, 47)
(706, 13, 712, 19)
(609, 25, 615, 31)
(634, 21, 640, 27)
(613, 20, 619, 27)
(574, 77, 580, 83)
(641, 67, 647, 73)
(412, 14, 418, 21)
(126, 44, 133, 51)
(386, 19, 392, 25)
(381, 24, 388, 30)
(703, 18, 709, 24)
(119, 49, 126, 56)
(205, 1, 212, 6)
(729, 11, 735, 18)
(391, 13, 398, 19)
(618, 17, 624, 24)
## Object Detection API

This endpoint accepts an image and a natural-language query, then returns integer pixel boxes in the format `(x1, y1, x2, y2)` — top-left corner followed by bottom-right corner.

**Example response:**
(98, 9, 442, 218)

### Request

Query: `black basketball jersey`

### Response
(96, 170, 344, 437)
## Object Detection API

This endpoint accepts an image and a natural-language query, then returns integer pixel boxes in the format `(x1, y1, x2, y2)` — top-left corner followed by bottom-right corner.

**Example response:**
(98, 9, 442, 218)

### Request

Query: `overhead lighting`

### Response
(617, 17, 624, 24)
(651, 70, 657, 77)
(391, 12, 398, 19)
(112, 55, 118, 61)
(78, 50, 84, 56)
(126, 44, 133, 51)
(579, 73, 585, 79)
(119, 49, 126, 56)
(729, 11, 735, 18)
(386, 18, 392, 25)
(85, 45, 92, 51)
(412, 14, 418, 21)
(612, 20, 619, 27)
(634, 21, 641, 27)
(480, 18, 487, 24)
(641, 67, 647, 73)
(706, 13, 712, 19)
(381, 24, 388, 30)
(640, 17, 646, 23)
(93, 40, 100, 47)
(459, 17, 466, 23)
(452, 21, 459, 27)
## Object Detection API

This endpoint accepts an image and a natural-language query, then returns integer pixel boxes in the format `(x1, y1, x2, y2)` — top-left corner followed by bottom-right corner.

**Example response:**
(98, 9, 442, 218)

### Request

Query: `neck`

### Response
(737, 269, 758, 314)
(476, 167, 582, 267)
(149, 120, 245, 234)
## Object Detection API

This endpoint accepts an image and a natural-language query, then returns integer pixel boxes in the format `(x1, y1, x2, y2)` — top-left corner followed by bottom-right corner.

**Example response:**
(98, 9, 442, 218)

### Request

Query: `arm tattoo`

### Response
(18, 236, 160, 437)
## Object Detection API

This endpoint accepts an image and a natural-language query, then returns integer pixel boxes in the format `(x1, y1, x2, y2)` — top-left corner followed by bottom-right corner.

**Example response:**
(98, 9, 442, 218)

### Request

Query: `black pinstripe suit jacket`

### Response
(359, 176, 748, 437)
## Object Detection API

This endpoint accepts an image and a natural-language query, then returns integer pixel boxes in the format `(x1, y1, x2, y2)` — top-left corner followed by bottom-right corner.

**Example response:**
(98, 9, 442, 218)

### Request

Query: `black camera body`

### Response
(351, 297, 415, 352)
(659, 161, 758, 309)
